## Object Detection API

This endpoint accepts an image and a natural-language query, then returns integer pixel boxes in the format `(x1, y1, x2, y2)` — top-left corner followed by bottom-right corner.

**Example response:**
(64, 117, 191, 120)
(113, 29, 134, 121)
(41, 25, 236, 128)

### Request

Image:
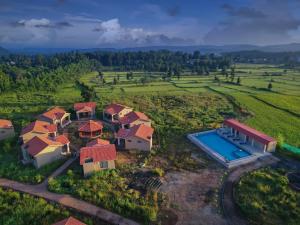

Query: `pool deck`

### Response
(187, 129, 268, 168)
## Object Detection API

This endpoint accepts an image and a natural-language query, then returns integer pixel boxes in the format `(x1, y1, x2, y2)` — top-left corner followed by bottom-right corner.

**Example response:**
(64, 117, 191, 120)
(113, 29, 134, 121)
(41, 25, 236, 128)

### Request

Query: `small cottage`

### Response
(78, 120, 103, 138)
(0, 119, 15, 141)
(80, 144, 116, 177)
(52, 217, 86, 225)
(38, 107, 71, 128)
(119, 111, 151, 129)
(116, 124, 154, 151)
(21, 135, 70, 168)
(74, 102, 96, 120)
(103, 103, 133, 122)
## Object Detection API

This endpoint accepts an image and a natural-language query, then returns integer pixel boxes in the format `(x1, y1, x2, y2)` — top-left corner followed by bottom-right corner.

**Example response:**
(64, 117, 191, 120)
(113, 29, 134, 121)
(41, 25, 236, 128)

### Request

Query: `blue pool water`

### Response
(195, 131, 251, 161)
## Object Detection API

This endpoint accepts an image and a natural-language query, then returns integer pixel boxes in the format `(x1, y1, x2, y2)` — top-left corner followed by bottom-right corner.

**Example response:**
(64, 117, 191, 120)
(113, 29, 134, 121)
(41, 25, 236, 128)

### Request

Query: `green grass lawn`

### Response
(235, 168, 300, 225)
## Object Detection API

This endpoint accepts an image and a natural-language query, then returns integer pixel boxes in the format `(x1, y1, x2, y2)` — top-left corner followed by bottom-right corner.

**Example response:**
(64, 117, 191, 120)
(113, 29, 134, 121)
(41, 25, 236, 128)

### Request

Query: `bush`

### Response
(152, 168, 164, 177)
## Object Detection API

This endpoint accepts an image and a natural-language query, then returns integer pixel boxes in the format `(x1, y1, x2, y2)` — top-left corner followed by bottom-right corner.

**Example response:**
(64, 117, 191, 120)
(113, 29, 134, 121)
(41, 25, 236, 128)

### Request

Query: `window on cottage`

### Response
(137, 140, 142, 143)
(84, 158, 93, 163)
(127, 139, 132, 142)
(100, 161, 108, 168)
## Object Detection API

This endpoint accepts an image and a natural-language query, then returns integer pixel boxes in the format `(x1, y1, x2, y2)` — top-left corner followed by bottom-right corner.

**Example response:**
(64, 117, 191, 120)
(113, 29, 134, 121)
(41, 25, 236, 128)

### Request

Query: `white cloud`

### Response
(18, 18, 51, 27)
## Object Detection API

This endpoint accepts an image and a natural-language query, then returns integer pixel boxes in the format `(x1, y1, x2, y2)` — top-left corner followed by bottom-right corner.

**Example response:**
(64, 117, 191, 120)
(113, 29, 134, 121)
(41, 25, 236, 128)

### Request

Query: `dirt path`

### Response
(161, 169, 227, 225)
(0, 178, 139, 225)
(221, 155, 280, 225)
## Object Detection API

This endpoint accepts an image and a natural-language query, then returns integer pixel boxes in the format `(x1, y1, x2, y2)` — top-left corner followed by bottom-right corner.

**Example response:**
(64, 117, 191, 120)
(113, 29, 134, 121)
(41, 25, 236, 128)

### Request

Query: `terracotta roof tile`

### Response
(52, 217, 86, 225)
(119, 111, 150, 125)
(41, 107, 67, 120)
(74, 102, 96, 111)
(0, 119, 13, 129)
(104, 103, 130, 114)
(224, 119, 276, 144)
(21, 120, 57, 135)
(23, 136, 62, 157)
(116, 124, 154, 141)
(86, 138, 110, 147)
(55, 135, 70, 145)
(78, 120, 103, 132)
(80, 144, 117, 164)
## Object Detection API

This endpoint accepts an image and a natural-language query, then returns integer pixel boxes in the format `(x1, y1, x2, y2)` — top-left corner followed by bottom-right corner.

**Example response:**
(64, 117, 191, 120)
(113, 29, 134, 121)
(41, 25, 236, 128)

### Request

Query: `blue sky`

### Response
(1, 0, 300, 48)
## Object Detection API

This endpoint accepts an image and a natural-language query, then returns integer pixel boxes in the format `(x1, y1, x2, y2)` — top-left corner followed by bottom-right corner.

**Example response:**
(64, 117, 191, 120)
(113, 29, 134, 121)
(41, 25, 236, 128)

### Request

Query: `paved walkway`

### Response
(220, 155, 280, 225)
(0, 178, 140, 225)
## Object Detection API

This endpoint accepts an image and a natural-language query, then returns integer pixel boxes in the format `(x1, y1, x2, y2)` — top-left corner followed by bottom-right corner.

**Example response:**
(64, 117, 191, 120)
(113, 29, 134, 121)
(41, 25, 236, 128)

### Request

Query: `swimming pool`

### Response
(194, 131, 251, 161)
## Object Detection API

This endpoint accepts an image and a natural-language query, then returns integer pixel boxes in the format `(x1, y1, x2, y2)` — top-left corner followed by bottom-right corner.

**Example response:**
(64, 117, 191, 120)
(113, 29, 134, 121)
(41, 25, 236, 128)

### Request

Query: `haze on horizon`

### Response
(1, 0, 300, 48)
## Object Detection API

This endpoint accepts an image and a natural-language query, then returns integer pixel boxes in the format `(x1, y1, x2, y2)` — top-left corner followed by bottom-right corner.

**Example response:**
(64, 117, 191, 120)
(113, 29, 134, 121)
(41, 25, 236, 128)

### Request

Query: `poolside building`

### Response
(21, 135, 70, 168)
(20, 120, 57, 144)
(103, 103, 133, 123)
(119, 111, 151, 129)
(74, 102, 96, 120)
(116, 124, 154, 151)
(38, 107, 71, 128)
(80, 144, 116, 177)
(0, 119, 15, 141)
(52, 217, 86, 225)
(221, 119, 277, 153)
(78, 120, 103, 139)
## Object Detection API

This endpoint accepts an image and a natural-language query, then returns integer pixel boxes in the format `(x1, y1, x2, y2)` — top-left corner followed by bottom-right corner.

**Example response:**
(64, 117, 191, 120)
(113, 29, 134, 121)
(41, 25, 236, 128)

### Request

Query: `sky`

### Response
(1, 0, 300, 48)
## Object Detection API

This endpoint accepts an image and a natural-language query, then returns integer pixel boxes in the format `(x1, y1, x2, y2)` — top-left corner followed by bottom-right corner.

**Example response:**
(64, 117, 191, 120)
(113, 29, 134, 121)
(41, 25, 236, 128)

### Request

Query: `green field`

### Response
(79, 64, 300, 147)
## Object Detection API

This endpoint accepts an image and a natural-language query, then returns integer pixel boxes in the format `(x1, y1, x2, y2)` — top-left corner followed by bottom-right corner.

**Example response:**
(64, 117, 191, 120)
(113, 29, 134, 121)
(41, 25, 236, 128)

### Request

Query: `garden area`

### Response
(0, 187, 102, 225)
(234, 168, 300, 225)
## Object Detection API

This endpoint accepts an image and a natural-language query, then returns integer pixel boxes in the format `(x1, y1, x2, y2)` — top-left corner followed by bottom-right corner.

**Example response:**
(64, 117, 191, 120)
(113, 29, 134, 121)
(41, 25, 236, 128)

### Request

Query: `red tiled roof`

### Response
(52, 217, 86, 225)
(41, 107, 67, 120)
(104, 103, 129, 115)
(76, 106, 93, 113)
(23, 136, 62, 157)
(86, 138, 110, 147)
(74, 102, 96, 111)
(55, 135, 70, 145)
(119, 111, 149, 125)
(21, 120, 57, 135)
(0, 119, 13, 129)
(116, 124, 154, 141)
(78, 120, 103, 132)
(224, 119, 276, 145)
(80, 144, 117, 164)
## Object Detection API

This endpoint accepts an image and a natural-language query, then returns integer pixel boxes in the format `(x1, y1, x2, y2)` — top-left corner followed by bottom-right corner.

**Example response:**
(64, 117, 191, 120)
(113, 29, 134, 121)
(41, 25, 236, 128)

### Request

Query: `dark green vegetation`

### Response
(0, 137, 66, 184)
(0, 188, 96, 225)
(49, 166, 163, 224)
(235, 168, 300, 225)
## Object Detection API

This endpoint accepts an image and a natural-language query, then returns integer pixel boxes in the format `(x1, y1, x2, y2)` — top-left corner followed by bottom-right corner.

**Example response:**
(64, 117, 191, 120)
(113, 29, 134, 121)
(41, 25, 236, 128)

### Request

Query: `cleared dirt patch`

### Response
(161, 169, 226, 225)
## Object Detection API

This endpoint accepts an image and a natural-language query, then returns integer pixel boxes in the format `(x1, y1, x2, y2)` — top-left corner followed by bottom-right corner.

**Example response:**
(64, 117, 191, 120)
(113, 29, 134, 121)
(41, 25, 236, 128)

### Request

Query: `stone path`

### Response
(220, 155, 280, 225)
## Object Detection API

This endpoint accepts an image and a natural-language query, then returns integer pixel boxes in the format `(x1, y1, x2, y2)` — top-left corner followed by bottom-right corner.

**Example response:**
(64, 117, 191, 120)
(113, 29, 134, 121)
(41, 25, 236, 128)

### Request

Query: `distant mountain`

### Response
(0, 46, 10, 56)
(6, 43, 300, 55)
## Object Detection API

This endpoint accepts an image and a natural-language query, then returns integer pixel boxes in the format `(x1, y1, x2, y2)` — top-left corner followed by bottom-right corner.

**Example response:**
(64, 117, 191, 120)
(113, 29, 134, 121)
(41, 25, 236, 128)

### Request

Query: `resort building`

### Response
(116, 124, 154, 151)
(86, 138, 110, 147)
(21, 135, 70, 168)
(103, 103, 133, 123)
(38, 107, 71, 128)
(221, 119, 277, 153)
(119, 111, 151, 129)
(80, 144, 117, 177)
(52, 217, 86, 225)
(0, 119, 15, 141)
(20, 120, 57, 144)
(74, 102, 96, 120)
(78, 120, 103, 139)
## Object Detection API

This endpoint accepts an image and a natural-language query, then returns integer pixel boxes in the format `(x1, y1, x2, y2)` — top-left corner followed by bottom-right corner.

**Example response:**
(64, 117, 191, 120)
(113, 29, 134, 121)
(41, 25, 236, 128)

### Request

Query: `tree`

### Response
(268, 82, 272, 90)
(236, 77, 241, 85)
(113, 77, 118, 85)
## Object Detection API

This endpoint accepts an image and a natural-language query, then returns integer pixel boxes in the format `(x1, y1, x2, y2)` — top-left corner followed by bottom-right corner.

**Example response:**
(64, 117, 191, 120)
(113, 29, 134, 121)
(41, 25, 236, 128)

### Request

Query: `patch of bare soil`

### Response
(160, 169, 227, 225)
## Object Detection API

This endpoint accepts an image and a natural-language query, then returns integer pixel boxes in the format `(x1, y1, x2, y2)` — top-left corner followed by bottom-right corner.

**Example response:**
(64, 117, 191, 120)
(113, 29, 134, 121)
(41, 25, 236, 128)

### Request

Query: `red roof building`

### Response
(119, 111, 151, 129)
(78, 120, 103, 139)
(20, 120, 57, 139)
(0, 119, 15, 141)
(0, 119, 13, 129)
(74, 102, 96, 120)
(86, 138, 110, 147)
(223, 119, 277, 152)
(38, 107, 71, 128)
(52, 217, 86, 225)
(116, 124, 154, 151)
(103, 103, 133, 122)
(80, 144, 117, 176)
